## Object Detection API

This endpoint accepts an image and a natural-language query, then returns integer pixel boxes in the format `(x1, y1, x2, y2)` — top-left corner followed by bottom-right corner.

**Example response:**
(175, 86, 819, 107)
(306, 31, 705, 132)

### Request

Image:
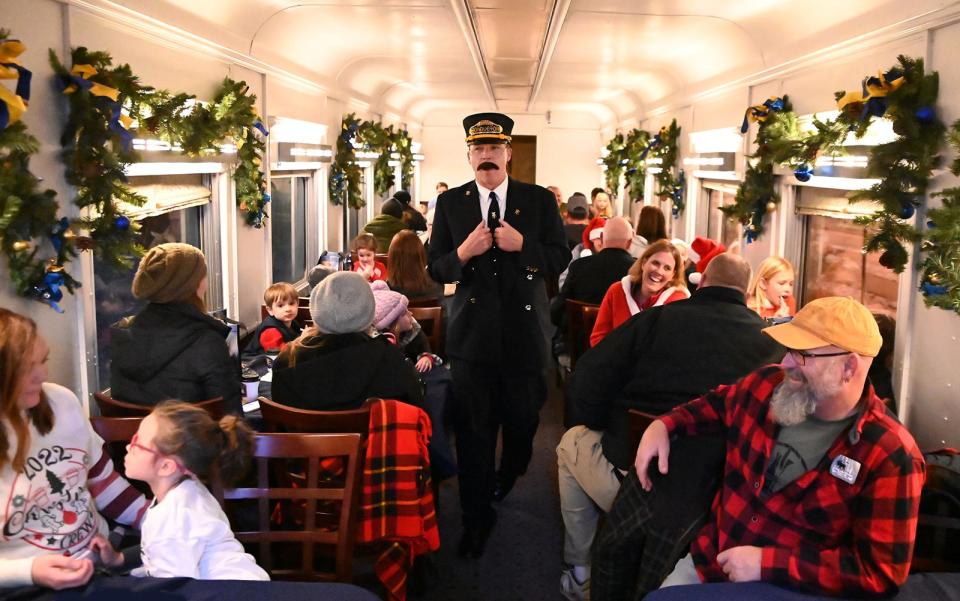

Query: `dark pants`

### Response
(451, 360, 547, 527)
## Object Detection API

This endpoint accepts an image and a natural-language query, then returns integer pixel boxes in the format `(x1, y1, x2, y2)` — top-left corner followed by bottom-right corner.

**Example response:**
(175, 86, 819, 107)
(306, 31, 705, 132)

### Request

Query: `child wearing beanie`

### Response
(370, 281, 457, 480)
(270, 273, 423, 412)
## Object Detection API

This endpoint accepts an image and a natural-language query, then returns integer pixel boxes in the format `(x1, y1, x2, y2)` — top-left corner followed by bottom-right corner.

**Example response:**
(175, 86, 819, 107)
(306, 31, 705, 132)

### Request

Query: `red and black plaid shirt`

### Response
(660, 364, 925, 597)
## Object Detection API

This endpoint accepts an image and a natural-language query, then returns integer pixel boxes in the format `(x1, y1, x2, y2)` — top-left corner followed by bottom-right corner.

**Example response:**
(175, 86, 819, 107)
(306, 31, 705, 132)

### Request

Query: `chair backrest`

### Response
(217, 432, 364, 582)
(564, 300, 601, 370)
(407, 296, 440, 308)
(258, 396, 372, 436)
(410, 305, 444, 358)
(912, 453, 960, 572)
(627, 409, 659, 456)
(94, 392, 226, 420)
(89, 416, 143, 442)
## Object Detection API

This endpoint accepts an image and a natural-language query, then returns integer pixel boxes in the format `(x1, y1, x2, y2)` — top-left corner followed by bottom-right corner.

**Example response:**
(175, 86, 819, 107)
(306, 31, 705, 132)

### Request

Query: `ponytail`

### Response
(152, 401, 254, 486)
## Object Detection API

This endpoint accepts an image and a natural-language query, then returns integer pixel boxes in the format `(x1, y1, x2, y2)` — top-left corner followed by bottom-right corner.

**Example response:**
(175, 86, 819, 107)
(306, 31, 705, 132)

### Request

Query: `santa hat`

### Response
(688, 237, 726, 286)
(582, 216, 607, 248)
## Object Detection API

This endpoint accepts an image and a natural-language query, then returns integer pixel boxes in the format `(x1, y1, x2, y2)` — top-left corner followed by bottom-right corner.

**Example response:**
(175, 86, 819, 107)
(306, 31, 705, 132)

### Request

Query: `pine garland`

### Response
(329, 113, 364, 208)
(602, 132, 626, 193)
(623, 128, 651, 201)
(0, 31, 79, 310)
(652, 119, 684, 217)
(918, 119, 960, 313)
(849, 56, 944, 273)
(721, 96, 792, 241)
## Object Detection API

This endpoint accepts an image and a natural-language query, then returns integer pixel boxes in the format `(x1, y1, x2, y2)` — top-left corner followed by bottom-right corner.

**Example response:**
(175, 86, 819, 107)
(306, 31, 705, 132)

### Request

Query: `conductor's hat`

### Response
(463, 112, 514, 145)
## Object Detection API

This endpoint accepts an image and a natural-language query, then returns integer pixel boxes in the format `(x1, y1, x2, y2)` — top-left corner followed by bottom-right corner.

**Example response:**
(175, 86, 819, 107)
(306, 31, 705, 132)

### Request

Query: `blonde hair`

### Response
(627, 239, 686, 290)
(264, 282, 298, 307)
(0, 309, 54, 471)
(152, 401, 254, 486)
(747, 256, 795, 310)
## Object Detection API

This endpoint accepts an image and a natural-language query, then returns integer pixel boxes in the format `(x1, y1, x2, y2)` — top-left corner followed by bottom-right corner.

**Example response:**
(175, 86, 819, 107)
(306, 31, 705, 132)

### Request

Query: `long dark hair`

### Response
(387, 230, 435, 295)
(636, 206, 667, 243)
(0, 309, 54, 472)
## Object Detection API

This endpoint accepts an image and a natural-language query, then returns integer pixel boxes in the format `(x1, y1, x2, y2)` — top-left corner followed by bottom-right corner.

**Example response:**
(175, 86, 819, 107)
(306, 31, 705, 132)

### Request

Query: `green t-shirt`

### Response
(763, 413, 857, 494)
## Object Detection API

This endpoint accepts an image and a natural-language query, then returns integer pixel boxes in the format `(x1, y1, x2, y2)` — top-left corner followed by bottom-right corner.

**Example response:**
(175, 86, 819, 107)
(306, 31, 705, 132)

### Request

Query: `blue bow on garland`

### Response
(49, 217, 71, 254)
(0, 39, 32, 131)
(836, 67, 904, 122)
(252, 192, 271, 228)
(32, 270, 65, 313)
(59, 64, 134, 151)
(253, 120, 269, 137)
(740, 97, 785, 133)
(639, 127, 666, 162)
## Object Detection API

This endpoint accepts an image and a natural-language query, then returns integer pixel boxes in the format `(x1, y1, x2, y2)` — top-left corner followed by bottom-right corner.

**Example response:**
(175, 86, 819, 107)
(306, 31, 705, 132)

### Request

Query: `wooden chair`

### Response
(94, 391, 226, 420)
(258, 396, 373, 437)
(564, 300, 601, 371)
(410, 305, 444, 358)
(407, 296, 441, 308)
(627, 409, 659, 455)
(216, 432, 364, 582)
(89, 416, 150, 497)
(912, 458, 960, 572)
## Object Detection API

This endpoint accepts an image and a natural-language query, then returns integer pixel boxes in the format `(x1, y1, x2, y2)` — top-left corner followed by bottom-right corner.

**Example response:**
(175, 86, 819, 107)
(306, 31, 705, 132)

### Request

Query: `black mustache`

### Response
(478, 162, 499, 170)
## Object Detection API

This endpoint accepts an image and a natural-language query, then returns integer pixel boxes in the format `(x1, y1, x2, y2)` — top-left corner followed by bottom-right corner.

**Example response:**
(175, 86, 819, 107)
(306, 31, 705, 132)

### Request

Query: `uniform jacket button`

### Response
(526, 274, 533, 280)
(525, 304, 532, 311)
(469, 297, 477, 304)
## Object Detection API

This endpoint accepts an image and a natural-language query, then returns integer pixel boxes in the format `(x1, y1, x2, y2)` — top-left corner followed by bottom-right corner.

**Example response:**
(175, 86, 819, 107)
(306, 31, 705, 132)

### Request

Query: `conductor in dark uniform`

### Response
(428, 113, 570, 557)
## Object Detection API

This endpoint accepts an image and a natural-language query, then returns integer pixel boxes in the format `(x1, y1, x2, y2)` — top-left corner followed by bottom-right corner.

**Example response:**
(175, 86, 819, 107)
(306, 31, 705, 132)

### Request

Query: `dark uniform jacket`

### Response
(271, 332, 423, 412)
(550, 247, 636, 326)
(568, 285, 785, 470)
(110, 302, 242, 413)
(427, 178, 570, 373)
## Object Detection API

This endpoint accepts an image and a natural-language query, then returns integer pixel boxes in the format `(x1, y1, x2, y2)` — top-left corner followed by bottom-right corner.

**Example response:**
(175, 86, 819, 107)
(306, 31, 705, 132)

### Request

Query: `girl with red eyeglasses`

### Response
(88, 402, 268, 580)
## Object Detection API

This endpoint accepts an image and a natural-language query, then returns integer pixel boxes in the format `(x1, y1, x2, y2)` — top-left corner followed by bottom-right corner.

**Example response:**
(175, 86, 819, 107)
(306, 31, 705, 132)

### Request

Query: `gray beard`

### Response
(770, 367, 844, 426)
(770, 379, 818, 426)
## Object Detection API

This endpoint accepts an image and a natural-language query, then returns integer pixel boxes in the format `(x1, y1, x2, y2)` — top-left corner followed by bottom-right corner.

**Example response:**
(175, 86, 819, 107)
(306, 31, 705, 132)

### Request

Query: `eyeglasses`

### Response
(128, 433, 190, 474)
(788, 349, 851, 366)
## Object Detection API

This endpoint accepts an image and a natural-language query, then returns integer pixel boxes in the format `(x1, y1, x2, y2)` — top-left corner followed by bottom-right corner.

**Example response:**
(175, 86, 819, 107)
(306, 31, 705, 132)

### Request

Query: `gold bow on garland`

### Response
(836, 67, 905, 122)
(0, 38, 31, 130)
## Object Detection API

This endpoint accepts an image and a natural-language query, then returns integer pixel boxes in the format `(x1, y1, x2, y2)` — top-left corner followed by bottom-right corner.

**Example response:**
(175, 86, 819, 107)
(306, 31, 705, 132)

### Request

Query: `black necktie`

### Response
(487, 191, 500, 232)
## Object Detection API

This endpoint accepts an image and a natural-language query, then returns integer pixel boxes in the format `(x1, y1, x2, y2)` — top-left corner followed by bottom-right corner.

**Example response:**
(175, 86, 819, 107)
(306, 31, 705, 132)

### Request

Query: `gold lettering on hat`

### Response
(469, 120, 503, 137)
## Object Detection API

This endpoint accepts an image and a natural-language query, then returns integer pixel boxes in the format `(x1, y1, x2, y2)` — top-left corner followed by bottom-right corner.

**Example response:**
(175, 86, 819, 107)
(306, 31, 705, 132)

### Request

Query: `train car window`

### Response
(92, 174, 220, 390)
(703, 183, 741, 248)
(270, 175, 309, 284)
(799, 207, 898, 317)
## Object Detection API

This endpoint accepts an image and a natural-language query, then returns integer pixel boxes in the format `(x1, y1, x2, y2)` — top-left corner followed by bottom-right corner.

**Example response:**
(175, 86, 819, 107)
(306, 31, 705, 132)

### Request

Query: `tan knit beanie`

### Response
(132, 243, 207, 303)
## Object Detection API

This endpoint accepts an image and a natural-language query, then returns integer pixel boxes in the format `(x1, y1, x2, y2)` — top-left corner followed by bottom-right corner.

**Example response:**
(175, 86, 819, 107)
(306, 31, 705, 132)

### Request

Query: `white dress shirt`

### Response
(476, 178, 509, 225)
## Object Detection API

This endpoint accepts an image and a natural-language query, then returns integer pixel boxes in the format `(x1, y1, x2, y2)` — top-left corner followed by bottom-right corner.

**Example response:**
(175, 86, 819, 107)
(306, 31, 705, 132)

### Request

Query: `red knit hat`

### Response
(582, 217, 607, 249)
(688, 237, 726, 285)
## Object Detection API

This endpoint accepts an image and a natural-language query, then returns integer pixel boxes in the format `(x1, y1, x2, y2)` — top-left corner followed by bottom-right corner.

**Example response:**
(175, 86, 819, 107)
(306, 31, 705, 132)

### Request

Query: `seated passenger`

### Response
(351, 233, 388, 282)
(687, 236, 726, 288)
(91, 401, 269, 580)
(393, 190, 428, 232)
(563, 193, 591, 250)
(363, 198, 409, 253)
(635, 296, 924, 598)
(271, 272, 423, 411)
(631, 205, 667, 257)
(387, 230, 443, 303)
(306, 263, 335, 290)
(243, 282, 303, 359)
(110, 243, 242, 413)
(746, 256, 796, 319)
(558, 255, 784, 600)
(550, 217, 636, 334)
(0, 309, 148, 591)
(558, 217, 606, 289)
(590, 240, 689, 346)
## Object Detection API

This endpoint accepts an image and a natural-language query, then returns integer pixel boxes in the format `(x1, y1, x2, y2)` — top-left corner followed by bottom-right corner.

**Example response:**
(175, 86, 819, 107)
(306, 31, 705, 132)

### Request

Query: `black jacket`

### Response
(568, 286, 785, 470)
(550, 247, 635, 326)
(271, 333, 423, 411)
(110, 302, 242, 413)
(242, 315, 302, 360)
(427, 178, 570, 373)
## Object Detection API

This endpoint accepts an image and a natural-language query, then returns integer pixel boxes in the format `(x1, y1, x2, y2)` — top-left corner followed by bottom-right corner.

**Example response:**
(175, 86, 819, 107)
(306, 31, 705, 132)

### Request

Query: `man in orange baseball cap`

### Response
(625, 296, 925, 598)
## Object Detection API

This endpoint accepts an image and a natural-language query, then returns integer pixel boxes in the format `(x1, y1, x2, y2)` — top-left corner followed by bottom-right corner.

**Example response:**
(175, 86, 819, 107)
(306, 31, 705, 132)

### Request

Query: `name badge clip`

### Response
(829, 454, 861, 485)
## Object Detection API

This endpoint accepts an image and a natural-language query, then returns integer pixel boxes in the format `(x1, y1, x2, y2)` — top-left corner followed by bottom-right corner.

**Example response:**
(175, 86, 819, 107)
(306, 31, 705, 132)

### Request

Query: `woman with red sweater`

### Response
(590, 239, 689, 346)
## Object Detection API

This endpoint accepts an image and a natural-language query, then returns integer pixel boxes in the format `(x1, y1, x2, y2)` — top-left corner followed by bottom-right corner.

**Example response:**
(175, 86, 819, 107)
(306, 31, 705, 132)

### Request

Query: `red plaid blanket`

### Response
(359, 399, 440, 600)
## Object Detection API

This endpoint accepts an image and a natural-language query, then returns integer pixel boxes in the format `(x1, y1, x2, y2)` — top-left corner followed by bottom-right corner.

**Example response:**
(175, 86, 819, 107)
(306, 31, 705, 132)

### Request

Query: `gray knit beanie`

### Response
(132, 243, 207, 303)
(309, 272, 375, 334)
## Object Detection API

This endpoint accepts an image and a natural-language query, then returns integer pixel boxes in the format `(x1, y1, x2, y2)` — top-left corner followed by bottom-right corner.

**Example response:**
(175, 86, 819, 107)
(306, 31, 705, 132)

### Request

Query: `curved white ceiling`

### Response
(113, 0, 958, 129)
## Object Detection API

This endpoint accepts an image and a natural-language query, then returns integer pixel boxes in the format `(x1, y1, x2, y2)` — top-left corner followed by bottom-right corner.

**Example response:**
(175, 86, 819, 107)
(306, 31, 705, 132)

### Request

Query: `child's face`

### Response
(267, 296, 298, 325)
(124, 414, 163, 483)
(357, 249, 376, 266)
(761, 270, 794, 305)
(397, 310, 413, 333)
